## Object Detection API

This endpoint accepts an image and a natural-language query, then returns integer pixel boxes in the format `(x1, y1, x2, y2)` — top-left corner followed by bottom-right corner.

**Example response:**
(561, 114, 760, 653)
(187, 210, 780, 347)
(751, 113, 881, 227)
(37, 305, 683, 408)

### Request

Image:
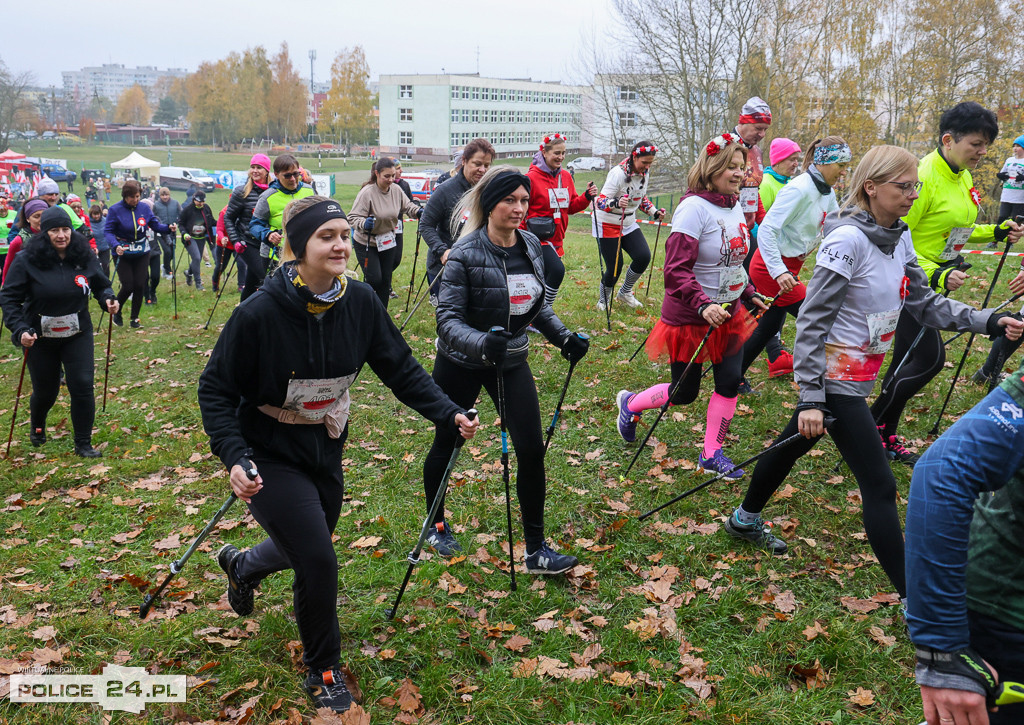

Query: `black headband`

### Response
(481, 171, 531, 215)
(284, 199, 348, 258)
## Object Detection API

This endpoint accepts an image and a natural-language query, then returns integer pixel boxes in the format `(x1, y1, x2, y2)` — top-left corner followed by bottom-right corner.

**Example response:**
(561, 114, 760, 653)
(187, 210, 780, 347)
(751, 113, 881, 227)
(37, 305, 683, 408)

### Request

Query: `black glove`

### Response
(995, 223, 1011, 242)
(916, 646, 999, 707)
(585, 184, 598, 201)
(997, 171, 1010, 182)
(560, 332, 590, 363)
(987, 311, 1021, 339)
(482, 329, 512, 366)
(1016, 173, 1024, 183)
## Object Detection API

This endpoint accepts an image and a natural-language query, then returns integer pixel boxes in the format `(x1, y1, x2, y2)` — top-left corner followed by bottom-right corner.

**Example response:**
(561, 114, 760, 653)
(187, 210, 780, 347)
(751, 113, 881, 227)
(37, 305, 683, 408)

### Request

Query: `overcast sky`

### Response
(4, 0, 609, 89)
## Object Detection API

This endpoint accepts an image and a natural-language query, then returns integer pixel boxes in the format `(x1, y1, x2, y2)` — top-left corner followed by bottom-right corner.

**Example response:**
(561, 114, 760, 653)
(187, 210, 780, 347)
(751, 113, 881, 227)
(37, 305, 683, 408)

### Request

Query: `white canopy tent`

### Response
(110, 151, 161, 182)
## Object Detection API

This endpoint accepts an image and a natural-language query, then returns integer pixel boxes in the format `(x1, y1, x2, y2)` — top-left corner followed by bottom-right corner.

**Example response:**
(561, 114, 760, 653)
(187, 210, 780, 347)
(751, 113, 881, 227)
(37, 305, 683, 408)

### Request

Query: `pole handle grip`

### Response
(823, 415, 837, 429)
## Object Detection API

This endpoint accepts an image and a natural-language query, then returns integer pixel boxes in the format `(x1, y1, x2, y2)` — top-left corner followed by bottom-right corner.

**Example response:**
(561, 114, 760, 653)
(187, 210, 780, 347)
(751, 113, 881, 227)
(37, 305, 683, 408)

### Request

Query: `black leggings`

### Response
(982, 333, 1023, 379)
(871, 309, 944, 436)
(541, 243, 565, 292)
(392, 231, 404, 272)
(668, 349, 743, 405)
(970, 611, 1024, 725)
(97, 249, 111, 280)
(115, 254, 149, 321)
(212, 245, 239, 290)
(157, 233, 175, 274)
(423, 355, 547, 551)
(740, 393, 906, 597)
(741, 301, 801, 373)
(27, 332, 95, 446)
(599, 227, 650, 287)
(148, 251, 161, 298)
(353, 242, 395, 308)
(239, 244, 265, 301)
(234, 455, 345, 672)
(998, 201, 1024, 223)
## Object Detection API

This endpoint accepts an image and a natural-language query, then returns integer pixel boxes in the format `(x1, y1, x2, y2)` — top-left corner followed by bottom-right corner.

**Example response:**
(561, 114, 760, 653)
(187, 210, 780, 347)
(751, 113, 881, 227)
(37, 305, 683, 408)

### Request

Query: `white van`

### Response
(567, 157, 607, 172)
(160, 167, 216, 192)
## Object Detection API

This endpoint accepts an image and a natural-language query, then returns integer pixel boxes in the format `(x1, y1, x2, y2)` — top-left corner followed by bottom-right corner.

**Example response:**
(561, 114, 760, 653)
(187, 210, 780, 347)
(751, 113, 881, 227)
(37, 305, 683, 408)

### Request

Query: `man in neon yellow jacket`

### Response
(872, 102, 1023, 467)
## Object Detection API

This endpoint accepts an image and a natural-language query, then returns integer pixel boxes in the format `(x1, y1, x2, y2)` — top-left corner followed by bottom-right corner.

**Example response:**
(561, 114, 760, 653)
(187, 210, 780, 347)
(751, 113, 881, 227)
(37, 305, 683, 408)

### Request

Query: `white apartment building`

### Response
(378, 74, 590, 161)
(62, 64, 188, 104)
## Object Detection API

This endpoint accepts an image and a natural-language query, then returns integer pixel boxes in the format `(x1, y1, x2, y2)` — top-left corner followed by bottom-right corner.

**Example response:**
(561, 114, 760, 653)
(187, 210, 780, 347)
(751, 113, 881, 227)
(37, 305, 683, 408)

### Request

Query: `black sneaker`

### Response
(186, 276, 193, 287)
(29, 427, 46, 446)
(74, 443, 102, 458)
(303, 668, 353, 713)
(737, 377, 758, 396)
(425, 521, 463, 558)
(112, 312, 123, 327)
(195, 282, 206, 292)
(883, 433, 920, 467)
(217, 544, 255, 616)
(724, 510, 788, 555)
(144, 296, 155, 305)
(130, 319, 142, 329)
(525, 542, 578, 575)
(971, 367, 991, 385)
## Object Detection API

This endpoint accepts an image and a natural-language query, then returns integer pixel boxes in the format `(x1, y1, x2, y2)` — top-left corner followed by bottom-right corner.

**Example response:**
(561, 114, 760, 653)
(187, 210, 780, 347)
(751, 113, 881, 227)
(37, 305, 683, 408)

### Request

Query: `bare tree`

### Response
(0, 62, 33, 150)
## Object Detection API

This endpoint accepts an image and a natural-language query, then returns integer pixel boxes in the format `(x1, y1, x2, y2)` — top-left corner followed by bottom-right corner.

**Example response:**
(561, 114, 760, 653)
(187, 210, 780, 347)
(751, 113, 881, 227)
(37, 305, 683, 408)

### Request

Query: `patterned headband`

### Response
(632, 145, 658, 156)
(541, 133, 565, 150)
(705, 133, 741, 157)
(813, 143, 852, 166)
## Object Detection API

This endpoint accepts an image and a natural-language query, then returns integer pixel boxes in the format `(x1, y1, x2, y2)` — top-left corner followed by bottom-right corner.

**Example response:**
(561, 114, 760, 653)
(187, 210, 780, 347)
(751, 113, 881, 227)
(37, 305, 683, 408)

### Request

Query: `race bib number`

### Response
(395, 219, 403, 234)
(40, 313, 80, 339)
(714, 265, 748, 303)
(374, 231, 397, 251)
(865, 308, 901, 354)
(548, 188, 570, 219)
(939, 227, 973, 261)
(739, 187, 759, 213)
(282, 374, 356, 426)
(508, 273, 543, 315)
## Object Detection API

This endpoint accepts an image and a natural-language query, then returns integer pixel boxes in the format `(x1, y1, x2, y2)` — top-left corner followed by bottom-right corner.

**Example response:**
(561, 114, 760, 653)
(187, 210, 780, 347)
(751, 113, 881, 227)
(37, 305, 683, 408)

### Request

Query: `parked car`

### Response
(160, 167, 216, 192)
(402, 171, 443, 202)
(567, 157, 606, 172)
(40, 163, 76, 183)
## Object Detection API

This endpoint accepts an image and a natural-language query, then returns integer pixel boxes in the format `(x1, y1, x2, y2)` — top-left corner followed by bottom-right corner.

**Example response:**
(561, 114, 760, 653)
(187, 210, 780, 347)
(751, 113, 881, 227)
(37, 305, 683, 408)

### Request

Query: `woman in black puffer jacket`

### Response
(225, 154, 271, 300)
(421, 166, 590, 575)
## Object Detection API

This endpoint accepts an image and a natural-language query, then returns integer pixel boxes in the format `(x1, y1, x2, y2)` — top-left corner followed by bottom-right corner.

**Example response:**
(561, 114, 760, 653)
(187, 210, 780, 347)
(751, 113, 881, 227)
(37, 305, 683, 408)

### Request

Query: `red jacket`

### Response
(522, 162, 590, 256)
(215, 206, 233, 249)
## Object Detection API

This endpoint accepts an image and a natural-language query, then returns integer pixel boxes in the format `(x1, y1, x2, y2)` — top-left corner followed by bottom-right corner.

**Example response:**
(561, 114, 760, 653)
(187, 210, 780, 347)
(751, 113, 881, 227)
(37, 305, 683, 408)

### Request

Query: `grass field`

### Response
(0, 158, 1015, 724)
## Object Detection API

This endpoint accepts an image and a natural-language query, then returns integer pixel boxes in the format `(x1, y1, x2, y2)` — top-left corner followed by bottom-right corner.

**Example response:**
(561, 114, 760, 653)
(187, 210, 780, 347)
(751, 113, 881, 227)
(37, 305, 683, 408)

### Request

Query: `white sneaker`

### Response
(616, 290, 644, 308)
(596, 298, 607, 311)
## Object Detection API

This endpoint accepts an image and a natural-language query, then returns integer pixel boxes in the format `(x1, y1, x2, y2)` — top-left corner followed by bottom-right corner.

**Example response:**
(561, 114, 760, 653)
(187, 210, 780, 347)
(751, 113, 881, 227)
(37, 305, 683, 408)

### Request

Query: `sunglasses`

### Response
(280, 171, 302, 180)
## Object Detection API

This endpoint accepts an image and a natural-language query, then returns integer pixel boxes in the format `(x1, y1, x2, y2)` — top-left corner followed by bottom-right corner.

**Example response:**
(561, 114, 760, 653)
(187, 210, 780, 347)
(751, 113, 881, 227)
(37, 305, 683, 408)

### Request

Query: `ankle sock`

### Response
(626, 383, 671, 413)
(703, 392, 737, 459)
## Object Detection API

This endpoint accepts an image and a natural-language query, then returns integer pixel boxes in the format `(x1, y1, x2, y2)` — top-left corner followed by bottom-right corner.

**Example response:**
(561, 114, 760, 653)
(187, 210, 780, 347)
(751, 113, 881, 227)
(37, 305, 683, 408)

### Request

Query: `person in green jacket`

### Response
(871, 102, 1023, 466)
(0, 194, 16, 269)
(759, 137, 802, 213)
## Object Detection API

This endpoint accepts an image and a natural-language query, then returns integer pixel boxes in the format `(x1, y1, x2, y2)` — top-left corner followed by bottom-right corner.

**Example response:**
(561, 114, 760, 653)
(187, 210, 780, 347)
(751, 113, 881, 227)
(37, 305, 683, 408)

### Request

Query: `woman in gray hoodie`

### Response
(721, 145, 1024, 599)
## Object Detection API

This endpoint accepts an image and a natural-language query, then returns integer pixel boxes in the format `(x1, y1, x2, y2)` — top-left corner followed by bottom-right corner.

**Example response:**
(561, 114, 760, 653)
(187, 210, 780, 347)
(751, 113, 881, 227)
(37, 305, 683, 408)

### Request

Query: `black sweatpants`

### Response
(392, 231, 404, 272)
(115, 254, 149, 321)
(740, 393, 906, 597)
(27, 332, 95, 446)
(239, 244, 265, 301)
(599, 227, 650, 287)
(97, 249, 111, 280)
(423, 354, 547, 552)
(157, 233, 175, 274)
(982, 333, 1023, 379)
(998, 201, 1024, 223)
(669, 349, 743, 405)
(541, 243, 565, 294)
(871, 308, 944, 436)
(353, 242, 395, 309)
(741, 301, 801, 374)
(234, 456, 345, 672)
(148, 250, 161, 300)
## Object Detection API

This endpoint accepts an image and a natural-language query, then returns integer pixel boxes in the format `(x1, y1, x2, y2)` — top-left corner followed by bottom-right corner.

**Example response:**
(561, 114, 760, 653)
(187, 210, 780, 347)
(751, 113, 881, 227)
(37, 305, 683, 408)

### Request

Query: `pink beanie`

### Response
(769, 138, 801, 167)
(250, 153, 271, 171)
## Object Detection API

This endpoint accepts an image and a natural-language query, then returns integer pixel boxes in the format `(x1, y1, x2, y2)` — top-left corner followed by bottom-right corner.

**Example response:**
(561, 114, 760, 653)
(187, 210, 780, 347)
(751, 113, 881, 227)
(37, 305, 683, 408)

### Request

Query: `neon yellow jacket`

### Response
(904, 150, 998, 293)
(759, 168, 790, 213)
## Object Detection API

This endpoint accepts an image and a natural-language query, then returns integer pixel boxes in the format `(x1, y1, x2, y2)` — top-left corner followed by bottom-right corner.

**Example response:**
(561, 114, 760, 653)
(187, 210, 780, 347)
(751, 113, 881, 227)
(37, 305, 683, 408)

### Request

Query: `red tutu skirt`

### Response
(749, 248, 807, 306)
(646, 305, 756, 364)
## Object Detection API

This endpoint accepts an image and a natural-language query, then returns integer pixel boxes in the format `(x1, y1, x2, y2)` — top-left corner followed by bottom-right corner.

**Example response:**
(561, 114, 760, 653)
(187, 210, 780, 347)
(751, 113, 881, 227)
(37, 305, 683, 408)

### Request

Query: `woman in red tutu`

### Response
(615, 133, 767, 477)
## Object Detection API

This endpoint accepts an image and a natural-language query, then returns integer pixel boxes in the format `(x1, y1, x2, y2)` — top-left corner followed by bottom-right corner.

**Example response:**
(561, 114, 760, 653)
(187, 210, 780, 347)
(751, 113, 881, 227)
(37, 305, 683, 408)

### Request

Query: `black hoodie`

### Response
(198, 264, 462, 475)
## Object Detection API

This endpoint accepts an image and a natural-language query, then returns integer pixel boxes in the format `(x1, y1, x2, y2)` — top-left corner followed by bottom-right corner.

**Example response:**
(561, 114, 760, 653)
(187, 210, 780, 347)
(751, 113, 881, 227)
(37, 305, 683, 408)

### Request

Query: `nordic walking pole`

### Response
(404, 224, 422, 314)
(4, 350, 27, 458)
(943, 291, 1024, 347)
(639, 416, 838, 521)
(645, 217, 663, 300)
(627, 331, 651, 363)
(930, 240, 1015, 436)
(101, 311, 114, 413)
(592, 200, 612, 332)
(543, 333, 589, 455)
(203, 253, 238, 330)
(140, 456, 259, 619)
(171, 233, 185, 321)
(491, 326, 517, 592)
(619, 313, 722, 482)
(605, 201, 629, 321)
(386, 408, 478, 620)
(400, 269, 443, 332)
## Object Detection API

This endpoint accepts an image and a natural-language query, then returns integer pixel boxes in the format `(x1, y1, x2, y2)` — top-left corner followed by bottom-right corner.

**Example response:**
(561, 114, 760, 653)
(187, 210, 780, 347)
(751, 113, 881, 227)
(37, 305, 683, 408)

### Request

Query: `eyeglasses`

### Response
(280, 171, 302, 180)
(885, 180, 923, 197)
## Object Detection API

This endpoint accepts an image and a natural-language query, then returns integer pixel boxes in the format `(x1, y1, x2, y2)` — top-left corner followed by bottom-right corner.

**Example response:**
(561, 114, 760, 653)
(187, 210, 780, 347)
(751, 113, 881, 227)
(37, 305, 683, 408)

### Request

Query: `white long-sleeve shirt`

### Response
(756, 169, 837, 280)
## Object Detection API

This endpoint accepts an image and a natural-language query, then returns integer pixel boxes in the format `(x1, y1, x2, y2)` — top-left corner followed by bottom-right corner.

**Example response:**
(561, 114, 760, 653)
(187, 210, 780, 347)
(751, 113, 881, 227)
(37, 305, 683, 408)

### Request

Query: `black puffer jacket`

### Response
(223, 183, 262, 248)
(420, 170, 471, 282)
(436, 227, 570, 370)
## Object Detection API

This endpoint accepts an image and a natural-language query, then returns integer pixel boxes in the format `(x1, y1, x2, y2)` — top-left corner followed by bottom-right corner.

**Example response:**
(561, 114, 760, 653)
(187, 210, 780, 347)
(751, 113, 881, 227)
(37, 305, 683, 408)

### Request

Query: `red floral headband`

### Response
(705, 133, 741, 157)
(632, 145, 658, 156)
(541, 133, 566, 149)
